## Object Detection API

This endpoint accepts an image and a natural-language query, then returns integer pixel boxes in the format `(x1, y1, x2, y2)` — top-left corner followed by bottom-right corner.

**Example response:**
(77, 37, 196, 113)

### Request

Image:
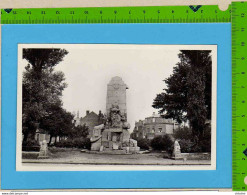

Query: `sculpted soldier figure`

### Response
(109, 105, 122, 128)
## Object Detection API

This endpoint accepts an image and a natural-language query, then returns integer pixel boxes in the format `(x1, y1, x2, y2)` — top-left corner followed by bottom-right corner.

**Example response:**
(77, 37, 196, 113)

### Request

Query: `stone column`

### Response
(106, 76, 128, 118)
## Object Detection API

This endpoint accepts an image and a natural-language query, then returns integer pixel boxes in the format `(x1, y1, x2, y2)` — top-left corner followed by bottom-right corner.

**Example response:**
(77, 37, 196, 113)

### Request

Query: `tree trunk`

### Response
(49, 135, 53, 146)
(22, 132, 29, 145)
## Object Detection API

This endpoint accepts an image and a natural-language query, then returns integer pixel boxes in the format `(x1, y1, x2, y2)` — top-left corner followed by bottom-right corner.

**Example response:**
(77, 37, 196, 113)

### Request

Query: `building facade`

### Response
(131, 112, 179, 140)
(73, 110, 104, 137)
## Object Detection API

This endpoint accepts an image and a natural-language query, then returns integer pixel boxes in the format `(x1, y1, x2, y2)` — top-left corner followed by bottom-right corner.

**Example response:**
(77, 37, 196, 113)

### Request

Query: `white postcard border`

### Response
(16, 44, 217, 171)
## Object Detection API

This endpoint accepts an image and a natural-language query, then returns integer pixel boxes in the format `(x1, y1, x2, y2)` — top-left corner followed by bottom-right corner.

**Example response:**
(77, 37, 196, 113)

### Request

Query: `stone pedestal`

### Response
(122, 146, 140, 154)
(122, 129, 130, 142)
(100, 145, 104, 152)
(90, 136, 102, 151)
(172, 140, 183, 160)
(38, 140, 49, 159)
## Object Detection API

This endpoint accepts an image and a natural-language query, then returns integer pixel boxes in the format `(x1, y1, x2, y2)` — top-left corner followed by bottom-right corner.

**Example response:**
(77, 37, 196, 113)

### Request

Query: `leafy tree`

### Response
(69, 124, 89, 140)
(23, 49, 68, 75)
(39, 104, 74, 145)
(22, 49, 68, 144)
(173, 126, 193, 141)
(153, 50, 212, 142)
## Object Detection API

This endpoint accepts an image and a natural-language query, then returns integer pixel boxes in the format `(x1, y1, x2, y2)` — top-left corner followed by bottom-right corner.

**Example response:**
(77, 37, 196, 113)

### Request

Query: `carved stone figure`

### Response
(122, 121, 130, 130)
(90, 124, 104, 151)
(109, 105, 122, 128)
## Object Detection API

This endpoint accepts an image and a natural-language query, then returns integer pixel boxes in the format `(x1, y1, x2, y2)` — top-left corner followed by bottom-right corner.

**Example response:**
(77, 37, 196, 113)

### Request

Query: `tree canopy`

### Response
(22, 48, 71, 144)
(23, 49, 68, 72)
(152, 50, 212, 141)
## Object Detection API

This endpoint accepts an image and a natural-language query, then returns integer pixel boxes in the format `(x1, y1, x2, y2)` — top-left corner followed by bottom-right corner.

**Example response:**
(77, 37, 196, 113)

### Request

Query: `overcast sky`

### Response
(20, 44, 215, 132)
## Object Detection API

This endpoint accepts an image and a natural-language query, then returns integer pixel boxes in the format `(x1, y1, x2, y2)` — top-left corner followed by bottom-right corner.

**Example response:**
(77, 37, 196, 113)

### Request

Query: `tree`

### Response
(23, 49, 68, 76)
(173, 126, 193, 141)
(39, 104, 74, 145)
(69, 124, 89, 140)
(153, 50, 212, 142)
(22, 49, 68, 144)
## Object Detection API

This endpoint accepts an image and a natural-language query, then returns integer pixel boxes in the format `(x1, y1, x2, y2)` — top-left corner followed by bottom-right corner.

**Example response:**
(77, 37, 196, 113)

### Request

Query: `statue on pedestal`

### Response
(38, 140, 49, 159)
(172, 140, 182, 160)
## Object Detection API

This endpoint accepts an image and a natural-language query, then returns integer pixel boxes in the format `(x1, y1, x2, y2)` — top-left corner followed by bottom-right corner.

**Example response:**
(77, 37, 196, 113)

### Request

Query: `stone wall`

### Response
(180, 153, 211, 160)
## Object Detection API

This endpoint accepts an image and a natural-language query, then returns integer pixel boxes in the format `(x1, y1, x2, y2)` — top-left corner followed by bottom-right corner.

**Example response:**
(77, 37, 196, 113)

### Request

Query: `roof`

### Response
(145, 114, 162, 119)
(81, 111, 99, 120)
(108, 76, 129, 89)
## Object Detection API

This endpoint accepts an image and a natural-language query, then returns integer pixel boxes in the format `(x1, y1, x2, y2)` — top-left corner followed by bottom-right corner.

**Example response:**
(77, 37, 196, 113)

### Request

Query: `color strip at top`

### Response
(1, 5, 231, 24)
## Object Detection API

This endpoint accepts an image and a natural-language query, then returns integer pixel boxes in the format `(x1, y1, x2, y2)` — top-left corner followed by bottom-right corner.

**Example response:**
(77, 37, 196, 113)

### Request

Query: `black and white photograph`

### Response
(17, 44, 216, 171)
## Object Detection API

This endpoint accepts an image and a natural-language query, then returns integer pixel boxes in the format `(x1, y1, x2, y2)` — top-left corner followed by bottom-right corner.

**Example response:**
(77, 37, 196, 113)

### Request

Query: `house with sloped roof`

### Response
(73, 110, 104, 137)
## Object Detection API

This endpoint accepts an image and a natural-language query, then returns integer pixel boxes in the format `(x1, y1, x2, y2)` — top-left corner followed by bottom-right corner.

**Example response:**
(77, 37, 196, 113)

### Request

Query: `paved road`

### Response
(23, 149, 211, 165)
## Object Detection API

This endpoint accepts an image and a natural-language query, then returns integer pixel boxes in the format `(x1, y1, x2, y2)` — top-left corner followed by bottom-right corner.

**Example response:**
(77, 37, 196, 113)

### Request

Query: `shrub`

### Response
(199, 139, 211, 152)
(174, 126, 211, 153)
(54, 137, 91, 149)
(55, 140, 67, 148)
(199, 125, 211, 152)
(22, 139, 40, 151)
(84, 138, 91, 150)
(151, 135, 174, 154)
(136, 138, 150, 150)
(178, 139, 196, 153)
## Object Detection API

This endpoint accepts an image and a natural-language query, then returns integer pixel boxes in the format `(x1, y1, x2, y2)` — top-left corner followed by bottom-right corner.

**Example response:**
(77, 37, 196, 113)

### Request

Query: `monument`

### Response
(106, 76, 128, 118)
(172, 140, 183, 160)
(38, 140, 49, 159)
(90, 76, 140, 153)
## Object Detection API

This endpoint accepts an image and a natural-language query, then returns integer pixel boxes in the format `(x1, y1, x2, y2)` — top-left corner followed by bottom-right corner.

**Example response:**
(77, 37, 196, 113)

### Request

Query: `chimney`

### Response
(99, 110, 102, 115)
(153, 112, 155, 116)
(86, 110, 90, 115)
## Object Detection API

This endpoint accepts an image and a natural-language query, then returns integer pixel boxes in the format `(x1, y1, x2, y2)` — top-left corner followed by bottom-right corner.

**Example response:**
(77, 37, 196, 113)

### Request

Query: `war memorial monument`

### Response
(90, 76, 140, 154)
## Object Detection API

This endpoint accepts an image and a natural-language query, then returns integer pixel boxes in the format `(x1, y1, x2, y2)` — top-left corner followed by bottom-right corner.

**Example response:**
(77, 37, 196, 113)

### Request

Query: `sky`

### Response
(20, 44, 215, 132)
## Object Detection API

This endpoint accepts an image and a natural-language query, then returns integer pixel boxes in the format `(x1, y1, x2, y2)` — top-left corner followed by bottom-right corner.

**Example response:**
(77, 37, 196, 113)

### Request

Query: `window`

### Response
(158, 128, 162, 133)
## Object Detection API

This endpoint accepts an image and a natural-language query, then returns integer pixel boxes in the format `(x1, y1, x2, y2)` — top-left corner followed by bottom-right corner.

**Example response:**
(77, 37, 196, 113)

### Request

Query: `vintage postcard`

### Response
(16, 44, 217, 171)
